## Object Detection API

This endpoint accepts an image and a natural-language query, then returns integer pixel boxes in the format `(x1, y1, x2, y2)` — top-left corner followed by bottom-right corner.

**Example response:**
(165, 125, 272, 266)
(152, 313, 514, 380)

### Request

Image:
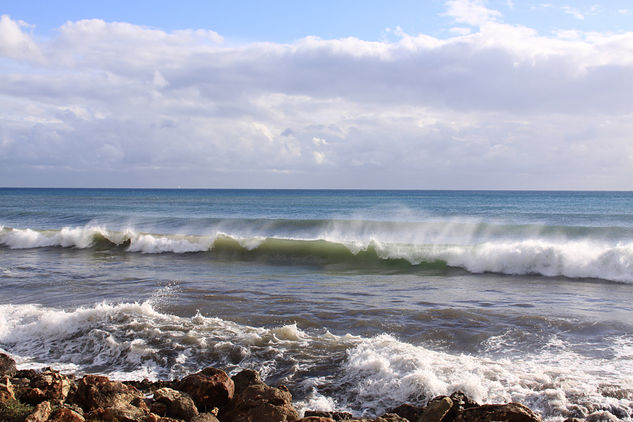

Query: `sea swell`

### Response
(0, 301, 632, 420)
(2, 222, 633, 283)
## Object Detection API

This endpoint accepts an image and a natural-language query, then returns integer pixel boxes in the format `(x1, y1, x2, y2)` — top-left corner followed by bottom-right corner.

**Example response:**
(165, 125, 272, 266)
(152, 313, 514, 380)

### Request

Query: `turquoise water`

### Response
(1, 189, 633, 420)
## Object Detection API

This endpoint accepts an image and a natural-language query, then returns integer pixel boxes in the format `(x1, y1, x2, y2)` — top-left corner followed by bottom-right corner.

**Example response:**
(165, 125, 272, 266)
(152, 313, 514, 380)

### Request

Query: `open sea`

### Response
(1, 188, 632, 420)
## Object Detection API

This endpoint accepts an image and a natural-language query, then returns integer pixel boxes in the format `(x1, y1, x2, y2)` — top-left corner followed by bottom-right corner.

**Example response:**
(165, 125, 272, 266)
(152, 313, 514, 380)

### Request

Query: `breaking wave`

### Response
(1, 222, 633, 282)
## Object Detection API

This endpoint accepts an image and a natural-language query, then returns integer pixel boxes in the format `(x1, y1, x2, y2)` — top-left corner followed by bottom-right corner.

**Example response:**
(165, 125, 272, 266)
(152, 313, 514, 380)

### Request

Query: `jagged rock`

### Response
(153, 387, 199, 420)
(296, 417, 336, 422)
(177, 367, 234, 411)
(48, 406, 86, 422)
(0, 376, 15, 402)
(419, 396, 453, 422)
(304, 410, 354, 420)
(223, 380, 299, 422)
(388, 403, 424, 422)
(0, 354, 17, 377)
(231, 369, 261, 394)
(20, 368, 73, 405)
(72, 374, 144, 411)
(445, 391, 479, 421)
(585, 411, 619, 422)
(455, 402, 542, 422)
(375, 413, 409, 421)
(191, 412, 221, 422)
(24, 400, 52, 422)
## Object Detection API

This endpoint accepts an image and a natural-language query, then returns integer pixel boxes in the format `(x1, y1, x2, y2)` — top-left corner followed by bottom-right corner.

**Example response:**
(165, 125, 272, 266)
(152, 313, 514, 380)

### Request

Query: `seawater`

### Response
(1, 188, 633, 420)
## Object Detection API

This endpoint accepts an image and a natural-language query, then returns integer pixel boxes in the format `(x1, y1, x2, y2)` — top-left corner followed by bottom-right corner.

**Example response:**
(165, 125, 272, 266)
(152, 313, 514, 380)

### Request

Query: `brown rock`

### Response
(72, 374, 144, 411)
(231, 369, 262, 394)
(388, 403, 424, 422)
(223, 381, 299, 422)
(419, 396, 453, 422)
(0, 376, 15, 403)
(191, 413, 221, 422)
(20, 369, 73, 405)
(177, 367, 235, 411)
(24, 400, 53, 422)
(376, 413, 410, 422)
(48, 407, 86, 422)
(455, 402, 542, 422)
(304, 410, 354, 420)
(153, 387, 199, 420)
(0, 354, 17, 378)
(296, 417, 336, 422)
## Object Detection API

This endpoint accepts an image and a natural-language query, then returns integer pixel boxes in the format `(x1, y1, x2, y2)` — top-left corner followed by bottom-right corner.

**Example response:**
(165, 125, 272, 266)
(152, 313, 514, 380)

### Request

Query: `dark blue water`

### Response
(1, 189, 633, 420)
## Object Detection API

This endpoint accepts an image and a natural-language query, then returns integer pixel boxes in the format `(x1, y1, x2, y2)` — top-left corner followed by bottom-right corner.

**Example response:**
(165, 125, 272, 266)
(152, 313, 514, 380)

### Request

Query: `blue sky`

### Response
(5, 0, 633, 41)
(2, 1, 633, 189)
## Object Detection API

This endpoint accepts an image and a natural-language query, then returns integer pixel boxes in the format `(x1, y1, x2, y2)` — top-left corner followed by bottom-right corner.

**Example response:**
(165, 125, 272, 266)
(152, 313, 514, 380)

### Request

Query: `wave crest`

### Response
(1, 224, 633, 282)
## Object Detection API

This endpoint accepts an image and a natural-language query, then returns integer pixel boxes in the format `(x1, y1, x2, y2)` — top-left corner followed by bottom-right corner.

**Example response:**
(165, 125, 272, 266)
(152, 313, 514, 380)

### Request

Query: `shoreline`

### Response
(0, 352, 577, 422)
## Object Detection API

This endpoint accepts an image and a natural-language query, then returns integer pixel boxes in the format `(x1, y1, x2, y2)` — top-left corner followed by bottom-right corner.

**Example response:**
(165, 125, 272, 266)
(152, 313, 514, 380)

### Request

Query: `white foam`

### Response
(333, 334, 633, 420)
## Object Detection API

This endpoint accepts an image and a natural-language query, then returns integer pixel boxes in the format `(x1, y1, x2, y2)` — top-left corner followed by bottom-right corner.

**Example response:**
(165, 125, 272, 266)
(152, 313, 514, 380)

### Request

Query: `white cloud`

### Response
(444, 0, 502, 27)
(1, 12, 633, 189)
(0, 14, 42, 62)
(562, 6, 584, 20)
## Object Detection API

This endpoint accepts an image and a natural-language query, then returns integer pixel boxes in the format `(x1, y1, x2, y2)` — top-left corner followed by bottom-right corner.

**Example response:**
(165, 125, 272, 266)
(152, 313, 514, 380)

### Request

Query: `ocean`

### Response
(1, 188, 632, 420)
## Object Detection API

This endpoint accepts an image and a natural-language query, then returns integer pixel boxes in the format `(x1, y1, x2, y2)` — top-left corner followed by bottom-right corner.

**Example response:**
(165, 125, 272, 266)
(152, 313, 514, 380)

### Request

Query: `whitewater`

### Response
(1, 188, 633, 420)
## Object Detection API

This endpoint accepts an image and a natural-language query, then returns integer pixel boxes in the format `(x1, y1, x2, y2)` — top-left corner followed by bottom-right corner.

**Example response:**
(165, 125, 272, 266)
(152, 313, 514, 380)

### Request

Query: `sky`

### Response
(1, 0, 633, 189)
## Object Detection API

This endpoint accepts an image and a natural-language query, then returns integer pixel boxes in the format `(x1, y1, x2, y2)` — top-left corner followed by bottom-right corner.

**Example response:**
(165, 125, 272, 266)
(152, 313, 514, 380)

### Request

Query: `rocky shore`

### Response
(0, 352, 571, 422)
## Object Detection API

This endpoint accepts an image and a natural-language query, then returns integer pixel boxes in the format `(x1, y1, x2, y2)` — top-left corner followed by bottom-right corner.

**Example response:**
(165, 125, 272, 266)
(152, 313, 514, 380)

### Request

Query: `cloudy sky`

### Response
(1, 0, 633, 189)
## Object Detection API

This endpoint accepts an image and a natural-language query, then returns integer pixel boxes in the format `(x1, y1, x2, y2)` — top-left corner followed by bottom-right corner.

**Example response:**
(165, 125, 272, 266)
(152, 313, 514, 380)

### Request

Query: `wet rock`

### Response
(455, 402, 542, 422)
(231, 369, 261, 394)
(223, 380, 299, 422)
(375, 413, 409, 422)
(444, 391, 479, 421)
(48, 406, 86, 422)
(304, 410, 354, 420)
(24, 400, 52, 422)
(0, 354, 17, 378)
(153, 387, 199, 420)
(387, 403, 424, 422)
(20, 368, 73, 405)
(297, 417, 337, 422)
(585, 411, 619, 422)
(191, 412, 221, 422)
(0, 376, 15, 403)
(419, 396, 453, 422)
(177, 367, 234, 411)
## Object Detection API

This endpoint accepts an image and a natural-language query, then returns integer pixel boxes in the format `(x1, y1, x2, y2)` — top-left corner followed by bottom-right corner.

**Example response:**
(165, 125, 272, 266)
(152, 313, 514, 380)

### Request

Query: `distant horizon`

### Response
(2, 186, 632, 193)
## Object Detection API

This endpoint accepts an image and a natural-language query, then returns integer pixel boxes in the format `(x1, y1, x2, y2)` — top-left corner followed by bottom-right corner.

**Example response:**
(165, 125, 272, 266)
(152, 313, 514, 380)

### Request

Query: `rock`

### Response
(304, 410, 354, 420)
(388, 403, 424, 422)
(177, 367, 235, 411)
(24, 400, 52, 422)
(48, 406, 86, 422)
(455, 402, 542, 422)
(444, 391, 479, 421)
(0, 354, 17, 377)
(153, 387, 199, 420)
(20, 368, 74, 405)
(585, 411, 619, 422)
(191, 413, 221, 422)
(223, 381, 299, 422)
(296, 417, 336, 422)
(0, 376, 15, 403)
(419, 396, 453, 422)
(232, 369, 262, 394)
(72, 374, 144, 411)
(375, 413, 409, 422)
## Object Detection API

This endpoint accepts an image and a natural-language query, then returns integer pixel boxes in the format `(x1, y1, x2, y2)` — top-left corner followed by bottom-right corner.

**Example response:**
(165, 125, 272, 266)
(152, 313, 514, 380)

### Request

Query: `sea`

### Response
(1, 188, 632, 421)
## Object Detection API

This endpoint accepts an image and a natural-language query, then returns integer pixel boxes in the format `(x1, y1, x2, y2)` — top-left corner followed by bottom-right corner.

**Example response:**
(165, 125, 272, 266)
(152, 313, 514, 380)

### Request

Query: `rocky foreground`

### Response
(0, 352, 579, 422)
